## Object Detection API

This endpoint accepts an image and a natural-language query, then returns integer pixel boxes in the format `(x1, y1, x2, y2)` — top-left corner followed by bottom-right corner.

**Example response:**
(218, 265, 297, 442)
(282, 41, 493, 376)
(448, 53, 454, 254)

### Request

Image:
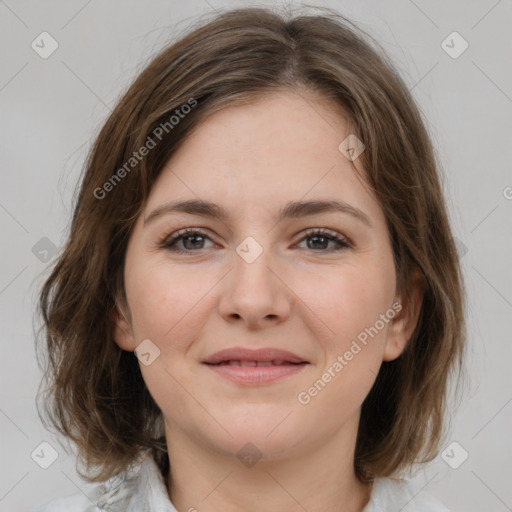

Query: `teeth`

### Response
(240, 360, 257, 367)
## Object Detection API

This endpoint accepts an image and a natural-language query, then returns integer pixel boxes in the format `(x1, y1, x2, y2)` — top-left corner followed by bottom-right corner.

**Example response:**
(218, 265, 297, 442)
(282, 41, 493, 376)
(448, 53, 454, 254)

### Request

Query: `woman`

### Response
(34, 6, 466, 511)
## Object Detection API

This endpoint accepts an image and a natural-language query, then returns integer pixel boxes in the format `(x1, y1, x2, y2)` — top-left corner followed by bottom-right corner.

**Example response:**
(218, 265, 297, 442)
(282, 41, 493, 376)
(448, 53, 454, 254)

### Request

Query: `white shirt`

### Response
(32, 450, 451, 512)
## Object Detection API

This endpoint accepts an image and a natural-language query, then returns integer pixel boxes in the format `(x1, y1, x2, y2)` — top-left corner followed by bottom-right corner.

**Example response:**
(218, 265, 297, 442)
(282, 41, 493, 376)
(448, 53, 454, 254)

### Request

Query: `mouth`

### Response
(205, 360, 305, 367)
(202, 347, 308, 365)
(202, 347, 309, 385)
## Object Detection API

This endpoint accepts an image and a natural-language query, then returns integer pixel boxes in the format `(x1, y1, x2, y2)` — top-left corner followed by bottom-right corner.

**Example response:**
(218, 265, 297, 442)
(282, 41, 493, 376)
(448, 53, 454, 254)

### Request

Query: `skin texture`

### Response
(113, 89, 423, 512)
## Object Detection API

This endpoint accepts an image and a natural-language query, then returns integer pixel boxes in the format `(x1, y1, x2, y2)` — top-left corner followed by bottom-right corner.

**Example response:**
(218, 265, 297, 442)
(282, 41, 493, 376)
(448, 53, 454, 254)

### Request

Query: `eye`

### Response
(295, 228, 351, 252)
(159, 227, 351, 255)
(160, 228, 215, 254)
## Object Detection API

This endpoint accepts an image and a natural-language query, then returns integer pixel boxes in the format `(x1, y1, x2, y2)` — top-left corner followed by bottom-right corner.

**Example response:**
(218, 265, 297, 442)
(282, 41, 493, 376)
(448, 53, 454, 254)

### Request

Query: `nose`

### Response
(218, 241, 292, 330)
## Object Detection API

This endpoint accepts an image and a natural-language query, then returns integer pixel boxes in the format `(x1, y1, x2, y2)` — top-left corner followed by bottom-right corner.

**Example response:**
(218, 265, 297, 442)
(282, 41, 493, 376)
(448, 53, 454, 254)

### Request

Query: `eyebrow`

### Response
(143, 198, 372, 228)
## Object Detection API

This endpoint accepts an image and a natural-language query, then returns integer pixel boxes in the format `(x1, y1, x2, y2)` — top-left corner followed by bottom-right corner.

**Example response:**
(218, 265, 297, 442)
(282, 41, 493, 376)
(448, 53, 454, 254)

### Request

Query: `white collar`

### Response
(93, 450, 177, 512)
(90, 451, 449, 512)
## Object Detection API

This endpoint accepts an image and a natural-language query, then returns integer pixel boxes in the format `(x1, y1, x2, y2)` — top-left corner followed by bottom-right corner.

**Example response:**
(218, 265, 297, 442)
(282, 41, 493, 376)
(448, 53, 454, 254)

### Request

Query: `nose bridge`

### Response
(235, 236, 274, 287)
(219, 234, 290, 325)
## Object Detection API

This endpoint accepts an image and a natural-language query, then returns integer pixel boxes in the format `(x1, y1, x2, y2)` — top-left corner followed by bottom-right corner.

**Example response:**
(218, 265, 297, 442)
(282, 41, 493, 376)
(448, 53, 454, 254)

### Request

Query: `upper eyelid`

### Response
(163, 226, 351, 246)
(165, 226, 344, 237)
(160, 227, 216, 246)
(302, 227, 347, 237)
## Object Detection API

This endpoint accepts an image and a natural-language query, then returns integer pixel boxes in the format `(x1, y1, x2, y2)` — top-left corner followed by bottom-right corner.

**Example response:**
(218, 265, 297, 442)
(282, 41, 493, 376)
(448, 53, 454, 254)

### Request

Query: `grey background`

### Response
(1, 1, 511, 511)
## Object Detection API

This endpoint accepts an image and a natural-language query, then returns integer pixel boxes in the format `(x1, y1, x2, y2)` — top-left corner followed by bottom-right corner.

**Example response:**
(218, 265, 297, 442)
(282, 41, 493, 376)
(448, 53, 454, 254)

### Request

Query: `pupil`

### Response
(184, 235, 203, 249)
(308, 235, 328, 250)
(181, 235, 330, 250)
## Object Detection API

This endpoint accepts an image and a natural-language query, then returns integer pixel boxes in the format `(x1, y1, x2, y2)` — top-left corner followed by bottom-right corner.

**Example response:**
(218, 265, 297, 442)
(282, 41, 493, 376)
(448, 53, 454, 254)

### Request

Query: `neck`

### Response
(164, 418, 372, 512)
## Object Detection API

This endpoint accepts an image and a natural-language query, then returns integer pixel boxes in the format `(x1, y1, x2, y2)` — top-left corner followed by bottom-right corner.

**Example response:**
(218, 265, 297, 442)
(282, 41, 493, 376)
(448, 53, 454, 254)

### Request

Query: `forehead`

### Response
(144, 90, 383, 227)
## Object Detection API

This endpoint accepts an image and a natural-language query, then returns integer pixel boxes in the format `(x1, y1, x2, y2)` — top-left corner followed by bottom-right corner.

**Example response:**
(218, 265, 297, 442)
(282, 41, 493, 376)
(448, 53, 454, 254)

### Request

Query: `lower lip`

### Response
(203, 363, 308, 385)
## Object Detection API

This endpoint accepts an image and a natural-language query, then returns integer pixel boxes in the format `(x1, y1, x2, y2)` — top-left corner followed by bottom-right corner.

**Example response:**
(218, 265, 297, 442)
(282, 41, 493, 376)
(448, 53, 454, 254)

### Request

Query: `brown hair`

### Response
(35, 5, 466, 484)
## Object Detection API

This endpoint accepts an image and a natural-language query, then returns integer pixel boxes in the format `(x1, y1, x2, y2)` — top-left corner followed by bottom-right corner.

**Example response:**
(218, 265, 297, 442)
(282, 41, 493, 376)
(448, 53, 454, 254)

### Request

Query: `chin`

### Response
(208, 412, 306, 460)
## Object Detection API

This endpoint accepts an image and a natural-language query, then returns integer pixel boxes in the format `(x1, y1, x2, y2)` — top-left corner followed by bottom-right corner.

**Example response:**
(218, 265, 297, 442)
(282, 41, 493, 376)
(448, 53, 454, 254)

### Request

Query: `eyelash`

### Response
(159, 227, 351, 254)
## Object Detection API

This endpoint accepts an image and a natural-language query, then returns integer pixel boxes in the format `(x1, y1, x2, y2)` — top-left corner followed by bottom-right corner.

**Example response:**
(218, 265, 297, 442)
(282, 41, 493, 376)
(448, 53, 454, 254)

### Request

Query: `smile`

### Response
(208, 360, 303, 367)
(202, 346, 310, 385)
(203, 360, 309, 385)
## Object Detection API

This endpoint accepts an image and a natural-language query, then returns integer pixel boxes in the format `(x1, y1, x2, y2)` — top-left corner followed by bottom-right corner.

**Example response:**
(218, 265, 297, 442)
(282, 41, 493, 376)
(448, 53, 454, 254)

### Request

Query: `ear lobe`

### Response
(111, 299, 136, 352)
(383, 269, 425, 362)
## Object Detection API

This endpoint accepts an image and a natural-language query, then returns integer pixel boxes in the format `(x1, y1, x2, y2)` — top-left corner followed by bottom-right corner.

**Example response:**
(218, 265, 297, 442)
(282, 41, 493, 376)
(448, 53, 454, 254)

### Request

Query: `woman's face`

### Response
(114, 89, 419, 460)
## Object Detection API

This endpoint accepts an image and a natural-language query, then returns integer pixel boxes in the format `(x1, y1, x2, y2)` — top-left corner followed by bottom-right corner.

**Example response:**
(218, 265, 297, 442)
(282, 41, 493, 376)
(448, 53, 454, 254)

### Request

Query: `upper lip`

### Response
(202, 347, 308, 364)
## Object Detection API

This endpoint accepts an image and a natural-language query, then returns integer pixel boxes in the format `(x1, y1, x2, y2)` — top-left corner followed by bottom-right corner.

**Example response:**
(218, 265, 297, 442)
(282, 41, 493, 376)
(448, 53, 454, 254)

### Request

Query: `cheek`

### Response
(333, 268, 395, 384)
(124, 259, 215, 351)
(125, 262, 208, 417)
(301, 258, 395, 344)
(296, 259, 395, 391)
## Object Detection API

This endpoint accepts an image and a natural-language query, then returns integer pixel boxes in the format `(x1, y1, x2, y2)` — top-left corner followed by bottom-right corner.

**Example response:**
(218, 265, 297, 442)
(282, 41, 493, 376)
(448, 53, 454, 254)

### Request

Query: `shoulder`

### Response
(31, 493, 100, 512)
(31, 451, 177, 512)
(364, 477, 451, 512)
